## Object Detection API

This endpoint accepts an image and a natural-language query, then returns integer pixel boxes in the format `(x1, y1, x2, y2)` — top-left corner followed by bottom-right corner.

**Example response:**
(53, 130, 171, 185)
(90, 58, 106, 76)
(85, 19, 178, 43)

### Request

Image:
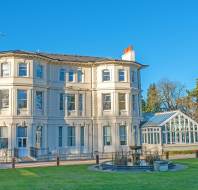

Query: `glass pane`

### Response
(19, 63, 27, 76)
(102, 70, 110, 81)
(67, 94, 75, 111)
(79, 94, 83, 112)
(80, 127, 84, 146)
(36, 64, 43, 78)
(103, 94, 111, 110)
(0, 138, 8, 149)
(119, 93, 126, 110)
(0, 90, 9, 109)
(1, 63, 9, 77)
(17, 90, 27, 109)
(36, 91, 43, 110)
(77, 70, 82, 82)
(69, 70, 74, 81)
(59, 93, 64, 110)
(59, 69, 65, 81)
(119, 69, 125, 81)
(17, 127, 27, 137)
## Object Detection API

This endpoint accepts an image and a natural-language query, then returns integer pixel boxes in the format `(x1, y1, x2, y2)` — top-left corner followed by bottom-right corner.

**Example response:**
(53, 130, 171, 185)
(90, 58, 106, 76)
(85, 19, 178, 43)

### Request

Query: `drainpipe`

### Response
(91, 65, 94, 158)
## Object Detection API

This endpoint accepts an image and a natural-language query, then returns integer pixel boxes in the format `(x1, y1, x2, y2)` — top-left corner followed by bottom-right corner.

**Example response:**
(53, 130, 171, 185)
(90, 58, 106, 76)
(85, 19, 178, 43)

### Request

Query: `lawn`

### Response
(0, 159, 198, 190)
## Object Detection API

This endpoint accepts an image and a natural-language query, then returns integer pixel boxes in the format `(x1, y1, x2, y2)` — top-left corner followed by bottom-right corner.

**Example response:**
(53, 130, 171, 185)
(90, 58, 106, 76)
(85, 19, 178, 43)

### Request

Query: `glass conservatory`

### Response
(141, 110, 198, 153)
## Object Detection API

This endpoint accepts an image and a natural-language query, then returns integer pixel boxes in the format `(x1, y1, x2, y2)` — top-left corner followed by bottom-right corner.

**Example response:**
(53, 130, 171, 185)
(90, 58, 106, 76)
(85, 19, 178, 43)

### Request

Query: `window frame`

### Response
(80, 126, 85, 146)
(102, 93, 111, 111)
(36, 91, 43, 111)
(68, 70, 74, 82)
(77, 70, 83, 82)
(67, 126, 75, 146)
(0, 89, 9, 109)
(0, 127, 8, 149)
(1, 62, 10, 77)
(58, 126, 63, 147)
(17, 90, 27, 109)
(59, 93, 64, 111)
(102, 69, 110, 81)
(119, 125, 127, 145)
(103, 126, 111, 146)
(36, 64, 43, 79)
(18, 63, 28, 77)
(78, 94, 83, 113)
(118, 69, 125, 82)
(118, 93, 126, 111)
(67, 94, 75, 111)
(59, 68, 65, 81)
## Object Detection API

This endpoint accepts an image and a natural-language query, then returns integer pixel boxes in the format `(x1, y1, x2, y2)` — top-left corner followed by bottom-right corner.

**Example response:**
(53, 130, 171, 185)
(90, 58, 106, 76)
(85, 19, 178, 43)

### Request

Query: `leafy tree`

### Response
(177, 79, 198, 121)
(141, 97, 147, 112)
(145, 83, 161, 112)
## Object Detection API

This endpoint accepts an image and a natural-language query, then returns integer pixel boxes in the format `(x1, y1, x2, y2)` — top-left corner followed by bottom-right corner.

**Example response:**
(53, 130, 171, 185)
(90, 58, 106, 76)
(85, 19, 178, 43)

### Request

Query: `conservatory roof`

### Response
(142, 111, 178, 127)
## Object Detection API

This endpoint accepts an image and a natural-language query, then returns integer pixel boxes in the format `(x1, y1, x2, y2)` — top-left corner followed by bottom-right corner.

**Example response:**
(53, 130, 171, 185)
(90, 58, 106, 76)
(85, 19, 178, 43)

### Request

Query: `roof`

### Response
(142, 111, 178, 127)
(0, 50, 147, 67)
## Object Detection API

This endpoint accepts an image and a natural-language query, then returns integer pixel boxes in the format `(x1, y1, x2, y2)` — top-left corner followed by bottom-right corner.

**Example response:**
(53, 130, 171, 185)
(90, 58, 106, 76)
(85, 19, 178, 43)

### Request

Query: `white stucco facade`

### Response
(0, 50, 145, 158)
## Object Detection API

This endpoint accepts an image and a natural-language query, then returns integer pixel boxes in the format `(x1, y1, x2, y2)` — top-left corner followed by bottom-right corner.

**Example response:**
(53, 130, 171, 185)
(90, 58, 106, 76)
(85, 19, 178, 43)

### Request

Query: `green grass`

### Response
(0, 159, 198, 190)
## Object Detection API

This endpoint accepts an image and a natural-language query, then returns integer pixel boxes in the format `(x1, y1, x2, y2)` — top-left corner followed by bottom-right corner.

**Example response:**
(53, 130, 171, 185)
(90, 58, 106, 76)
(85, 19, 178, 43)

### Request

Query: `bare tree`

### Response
(157, 79, 186, 110)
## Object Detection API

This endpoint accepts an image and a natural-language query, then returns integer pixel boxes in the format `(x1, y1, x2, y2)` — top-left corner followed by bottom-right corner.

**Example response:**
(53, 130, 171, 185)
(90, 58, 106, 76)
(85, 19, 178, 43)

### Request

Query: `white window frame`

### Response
(102, 93, 111, 110)
(36, 91, 43, 111)
(0, 89, 9, 109)
(17, 90, 27, 109)
(68, 70, 74, 82)
(59, 68, 65, 81)
(103, 126, 111, 146)
(1, 62, 10, 77)
(102, 69, 110, 81)
(67, 126, 75, 146)
(36, 64, 43, 79)
(118, 69, 125, 82)
(18, 63, 28, 77)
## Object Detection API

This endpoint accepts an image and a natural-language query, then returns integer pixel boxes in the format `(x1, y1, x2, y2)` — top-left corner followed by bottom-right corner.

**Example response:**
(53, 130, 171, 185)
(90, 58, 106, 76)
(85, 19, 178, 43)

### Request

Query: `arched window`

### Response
(35, 126, 42, 148)
(1, 62, 9, 77)
(102, 69, 110, 81)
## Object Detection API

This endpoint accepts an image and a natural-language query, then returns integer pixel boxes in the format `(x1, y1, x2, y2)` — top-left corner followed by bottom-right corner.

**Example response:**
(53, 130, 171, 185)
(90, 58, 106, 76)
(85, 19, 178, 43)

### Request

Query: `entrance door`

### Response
(17, 126, 28, 157)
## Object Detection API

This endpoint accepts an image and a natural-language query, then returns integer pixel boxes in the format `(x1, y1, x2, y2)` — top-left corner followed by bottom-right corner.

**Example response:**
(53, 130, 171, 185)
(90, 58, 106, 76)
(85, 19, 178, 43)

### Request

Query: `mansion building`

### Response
(0, 47, 146, 158)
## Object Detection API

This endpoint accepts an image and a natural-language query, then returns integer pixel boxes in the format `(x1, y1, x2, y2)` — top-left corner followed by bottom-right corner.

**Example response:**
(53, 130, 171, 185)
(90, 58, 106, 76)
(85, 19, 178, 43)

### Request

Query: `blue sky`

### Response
(0, 0, 197, 96)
